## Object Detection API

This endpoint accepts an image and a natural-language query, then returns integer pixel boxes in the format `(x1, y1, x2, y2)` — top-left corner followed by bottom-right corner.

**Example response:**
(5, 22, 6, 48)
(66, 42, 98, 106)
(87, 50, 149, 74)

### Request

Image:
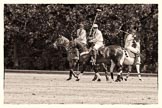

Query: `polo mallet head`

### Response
(96, 9, 102, 12)
(93, 9, 102, 23)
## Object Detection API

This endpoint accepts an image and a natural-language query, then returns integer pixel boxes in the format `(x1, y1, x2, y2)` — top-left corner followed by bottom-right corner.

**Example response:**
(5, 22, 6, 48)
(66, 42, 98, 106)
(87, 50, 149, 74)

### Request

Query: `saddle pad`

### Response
(80, 51, 89, 56)
(125, 50, 135, 58)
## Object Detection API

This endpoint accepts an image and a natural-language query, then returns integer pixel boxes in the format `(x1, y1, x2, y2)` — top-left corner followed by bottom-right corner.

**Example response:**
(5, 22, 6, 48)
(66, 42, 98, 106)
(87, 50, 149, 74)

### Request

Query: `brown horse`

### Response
(53, 35, 107, 81)
(53, 35, 77, 79)
(77, 44, 143, 82)
(77, 45, 122, 81)
(94, 45, 143, 82)
(76, 45, 112, 81)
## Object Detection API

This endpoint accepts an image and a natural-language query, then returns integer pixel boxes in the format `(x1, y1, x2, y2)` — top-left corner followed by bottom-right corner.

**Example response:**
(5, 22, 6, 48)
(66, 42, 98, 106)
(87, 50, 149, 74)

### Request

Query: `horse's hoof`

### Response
(115, 75, 121, 82)
(66, 78, 71, 81)
(97, 79, 101, 82)
(76, 79, 80, 81)
(92, 76, 97, 81)
(124, 78, 127, 81)
(115, 79, 121, 82)
(92, 78, 96, 81)
(110, 79, 114, 82)
(106, 77, 109, 81)
(139, 79, 142, 81)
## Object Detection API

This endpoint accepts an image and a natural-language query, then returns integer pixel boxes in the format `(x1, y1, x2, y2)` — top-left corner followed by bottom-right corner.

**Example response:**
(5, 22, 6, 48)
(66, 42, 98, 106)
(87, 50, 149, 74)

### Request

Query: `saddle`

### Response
(124, 49, 135, 58)
(98, 46, 105, 57)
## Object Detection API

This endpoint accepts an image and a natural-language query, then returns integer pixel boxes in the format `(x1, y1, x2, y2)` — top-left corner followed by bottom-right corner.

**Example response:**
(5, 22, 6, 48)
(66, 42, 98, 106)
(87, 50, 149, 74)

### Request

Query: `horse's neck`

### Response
(75, 41, 88, 52)
(64, 43, 69, 51)
(62, 37, 70, 50)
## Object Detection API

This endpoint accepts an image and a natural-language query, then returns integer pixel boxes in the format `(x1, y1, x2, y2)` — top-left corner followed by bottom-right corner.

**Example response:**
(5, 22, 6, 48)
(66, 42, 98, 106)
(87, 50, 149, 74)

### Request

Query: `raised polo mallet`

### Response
(89, 9, 102, 36)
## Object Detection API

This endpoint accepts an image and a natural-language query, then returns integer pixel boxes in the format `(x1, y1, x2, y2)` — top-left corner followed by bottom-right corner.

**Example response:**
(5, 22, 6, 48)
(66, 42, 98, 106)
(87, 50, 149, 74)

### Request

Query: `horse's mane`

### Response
(62, 36, 69, 42)
(73, 40, 88, 53)
(57, 36, 88, 53)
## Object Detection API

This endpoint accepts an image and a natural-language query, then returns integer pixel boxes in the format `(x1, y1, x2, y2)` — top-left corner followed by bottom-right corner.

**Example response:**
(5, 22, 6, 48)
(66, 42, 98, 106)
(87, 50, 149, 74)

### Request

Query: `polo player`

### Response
(69, 23, 87, 59)
(124, 29, 141, 65)
(89, 24, 104, 64)
(75, 23, 87, 45)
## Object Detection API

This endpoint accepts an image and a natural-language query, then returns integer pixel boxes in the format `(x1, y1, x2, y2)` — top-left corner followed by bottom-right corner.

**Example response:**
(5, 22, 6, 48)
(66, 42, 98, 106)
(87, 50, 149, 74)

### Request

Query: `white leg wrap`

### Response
(96, 73, 101, 79)
(110, 60, 115, 72)
(136, 65, 142, 80)
(78, 73, 83, 79)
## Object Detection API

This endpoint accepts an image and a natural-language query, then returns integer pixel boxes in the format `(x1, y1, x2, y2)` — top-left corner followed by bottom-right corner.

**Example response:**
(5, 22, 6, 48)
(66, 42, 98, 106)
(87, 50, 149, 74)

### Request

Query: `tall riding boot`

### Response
(90, 49, 96, 65)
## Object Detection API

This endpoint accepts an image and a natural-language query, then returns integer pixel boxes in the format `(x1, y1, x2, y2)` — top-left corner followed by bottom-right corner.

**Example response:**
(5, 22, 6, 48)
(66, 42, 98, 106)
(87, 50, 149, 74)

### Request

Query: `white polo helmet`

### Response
(93, 24, 98, 28)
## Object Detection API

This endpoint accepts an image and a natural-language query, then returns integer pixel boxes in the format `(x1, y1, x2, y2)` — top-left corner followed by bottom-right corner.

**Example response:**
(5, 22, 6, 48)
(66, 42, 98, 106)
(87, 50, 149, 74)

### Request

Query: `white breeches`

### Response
(126, 46, 140, 54)
(93, 42, 104, 50)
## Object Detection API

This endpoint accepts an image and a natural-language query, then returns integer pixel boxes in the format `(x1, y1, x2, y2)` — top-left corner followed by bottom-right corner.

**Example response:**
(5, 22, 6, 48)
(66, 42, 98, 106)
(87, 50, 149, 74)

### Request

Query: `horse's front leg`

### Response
(76, 62, 86, 81)
(115, 65, 123, 82)
(67, 60, 78, 81)
(136, 64, 142, 81)
(110, 60, 115, 81)
(92, 65, 101, 82)
(115, 56, 125, 82)
(67, 69, 75, 80)
(92, 73, 98, 81)
(101, 63, 109, 81)
(92, 65, 98, 81)
(125, 65, 132, 81)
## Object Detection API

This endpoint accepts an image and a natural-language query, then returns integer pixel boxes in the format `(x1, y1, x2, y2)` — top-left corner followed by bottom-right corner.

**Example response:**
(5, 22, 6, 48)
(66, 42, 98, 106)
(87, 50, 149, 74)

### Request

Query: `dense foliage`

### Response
(4, 4, 158, 72)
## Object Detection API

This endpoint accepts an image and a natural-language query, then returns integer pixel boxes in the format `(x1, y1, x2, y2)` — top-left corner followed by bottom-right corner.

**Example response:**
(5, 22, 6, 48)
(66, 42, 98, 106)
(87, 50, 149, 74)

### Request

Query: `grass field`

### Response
(4, 73, 158, 104)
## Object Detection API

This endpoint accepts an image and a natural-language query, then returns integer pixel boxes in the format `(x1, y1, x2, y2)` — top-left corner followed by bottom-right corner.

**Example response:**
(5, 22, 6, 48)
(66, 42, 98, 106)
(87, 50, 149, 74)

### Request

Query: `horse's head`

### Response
(67, 47, 80, 61)
(69, 40, 77, 49)
(53, 35, 69, 50)
(69, 39, 88, 53)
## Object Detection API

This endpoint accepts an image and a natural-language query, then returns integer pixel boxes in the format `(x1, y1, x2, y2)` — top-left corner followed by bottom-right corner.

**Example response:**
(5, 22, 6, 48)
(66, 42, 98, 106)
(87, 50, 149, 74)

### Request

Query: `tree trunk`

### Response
(13, 35, 19, 68)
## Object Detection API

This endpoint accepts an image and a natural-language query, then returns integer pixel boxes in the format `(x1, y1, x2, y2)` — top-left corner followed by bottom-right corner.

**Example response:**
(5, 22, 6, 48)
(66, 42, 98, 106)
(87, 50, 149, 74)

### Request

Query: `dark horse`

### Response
(53, 35, 109, 81)
(76, 45, 123, 81)
(76, 44, 143, 82)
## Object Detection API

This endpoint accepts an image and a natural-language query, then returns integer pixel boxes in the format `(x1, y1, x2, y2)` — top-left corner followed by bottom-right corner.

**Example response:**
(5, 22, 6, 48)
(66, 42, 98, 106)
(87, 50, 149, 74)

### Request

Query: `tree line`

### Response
(4, 4, 158, 72)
